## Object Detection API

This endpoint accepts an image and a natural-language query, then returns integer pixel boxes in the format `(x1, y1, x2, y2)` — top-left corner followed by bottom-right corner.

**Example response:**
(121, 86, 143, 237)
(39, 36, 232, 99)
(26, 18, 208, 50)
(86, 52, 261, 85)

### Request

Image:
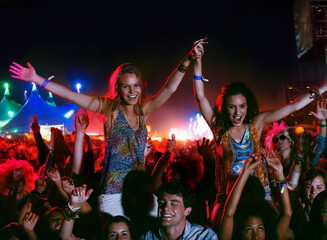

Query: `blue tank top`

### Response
(229, 124, 253, 175)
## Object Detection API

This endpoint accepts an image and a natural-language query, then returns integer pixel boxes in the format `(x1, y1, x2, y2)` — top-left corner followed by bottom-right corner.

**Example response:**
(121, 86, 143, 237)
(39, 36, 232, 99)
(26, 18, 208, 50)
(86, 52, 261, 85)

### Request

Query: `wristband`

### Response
(194, 75, 209, 82)
(41, 75, 54, 88)
(275, 178, 288, 188)
(281, 183, 287, 193)
(319, 123, 327, 127)
(68, 202, 81, 212)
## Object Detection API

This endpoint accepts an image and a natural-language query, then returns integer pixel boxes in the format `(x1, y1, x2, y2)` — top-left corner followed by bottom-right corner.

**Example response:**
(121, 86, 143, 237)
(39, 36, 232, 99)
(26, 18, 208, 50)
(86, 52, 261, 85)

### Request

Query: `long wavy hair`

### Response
(92, 63, 146, 135)
(307, 190, 327, 240)
(212, 82, 259, 142)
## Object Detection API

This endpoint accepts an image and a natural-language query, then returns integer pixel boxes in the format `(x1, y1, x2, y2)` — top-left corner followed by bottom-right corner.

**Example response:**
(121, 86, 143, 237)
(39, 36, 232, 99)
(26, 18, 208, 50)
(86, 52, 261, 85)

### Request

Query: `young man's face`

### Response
(158, 193, 191, 229)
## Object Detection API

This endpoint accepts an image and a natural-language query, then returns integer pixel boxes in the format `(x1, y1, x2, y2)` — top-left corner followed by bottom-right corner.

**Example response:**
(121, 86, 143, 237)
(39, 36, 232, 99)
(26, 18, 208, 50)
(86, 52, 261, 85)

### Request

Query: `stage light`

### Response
(76, 83, 82, 93)
(295, 127, 304, 134)
(64, 110, 75, 118)
(8, 111, 14, 117)
(4, 83, 8, 88)
(32, 83, 37, 91)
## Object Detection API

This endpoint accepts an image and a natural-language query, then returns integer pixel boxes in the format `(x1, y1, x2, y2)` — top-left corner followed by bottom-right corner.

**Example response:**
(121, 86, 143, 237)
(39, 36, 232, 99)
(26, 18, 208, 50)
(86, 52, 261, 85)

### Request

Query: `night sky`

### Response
(0, 0, 302, 134)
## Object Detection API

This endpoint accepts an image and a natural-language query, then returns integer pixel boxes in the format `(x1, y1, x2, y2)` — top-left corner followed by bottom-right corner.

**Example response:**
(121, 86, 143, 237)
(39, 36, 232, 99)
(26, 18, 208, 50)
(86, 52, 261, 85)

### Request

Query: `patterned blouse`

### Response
(99, 107, 147, 194)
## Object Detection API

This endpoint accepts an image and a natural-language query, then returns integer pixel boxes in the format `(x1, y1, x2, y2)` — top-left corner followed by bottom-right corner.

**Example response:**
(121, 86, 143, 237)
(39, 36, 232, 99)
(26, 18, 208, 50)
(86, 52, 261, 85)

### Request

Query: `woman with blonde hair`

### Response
(9, 40, 202, 217)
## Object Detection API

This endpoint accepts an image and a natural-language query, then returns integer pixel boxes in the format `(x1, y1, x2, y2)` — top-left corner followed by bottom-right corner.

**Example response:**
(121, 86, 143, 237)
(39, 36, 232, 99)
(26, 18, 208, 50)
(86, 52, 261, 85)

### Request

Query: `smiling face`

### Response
(158, 193, 191, 230)
(306, 176, 326, 204)
(107, 222, 131, 240)
(118, 73, 142, 106)
(225, 94, 248, 126)
(242, 216, 265, 240)
(48, 211, 64, 232)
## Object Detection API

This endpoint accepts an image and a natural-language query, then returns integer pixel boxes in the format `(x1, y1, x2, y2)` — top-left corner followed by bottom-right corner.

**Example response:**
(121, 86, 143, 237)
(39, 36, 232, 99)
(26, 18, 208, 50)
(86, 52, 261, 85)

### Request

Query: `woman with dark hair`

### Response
(97, 215, 133, 240)
(10, 40, 202, 217)
(192, 40, 327, 230)
(35, 207, 64, 240)
(287, 167, 327, 239)
(300, 168, 327, 218)
(304, 190, 327, 240)
(219, 154, 292, 240)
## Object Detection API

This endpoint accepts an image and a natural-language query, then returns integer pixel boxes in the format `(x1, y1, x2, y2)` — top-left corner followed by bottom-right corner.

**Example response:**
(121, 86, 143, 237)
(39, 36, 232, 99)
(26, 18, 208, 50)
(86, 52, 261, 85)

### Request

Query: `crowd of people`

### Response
(1, 39, 327, 239)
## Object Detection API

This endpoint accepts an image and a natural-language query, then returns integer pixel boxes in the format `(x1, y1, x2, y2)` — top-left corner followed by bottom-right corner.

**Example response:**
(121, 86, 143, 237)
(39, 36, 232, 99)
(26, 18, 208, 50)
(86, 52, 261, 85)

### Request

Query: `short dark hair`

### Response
(99, 215, 134, 240)
(157, 180, 195, 208)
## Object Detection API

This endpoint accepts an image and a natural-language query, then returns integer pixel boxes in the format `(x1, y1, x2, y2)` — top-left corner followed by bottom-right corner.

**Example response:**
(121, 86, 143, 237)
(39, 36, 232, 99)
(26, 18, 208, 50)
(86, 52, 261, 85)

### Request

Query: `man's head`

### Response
(156, 181, 194, 230)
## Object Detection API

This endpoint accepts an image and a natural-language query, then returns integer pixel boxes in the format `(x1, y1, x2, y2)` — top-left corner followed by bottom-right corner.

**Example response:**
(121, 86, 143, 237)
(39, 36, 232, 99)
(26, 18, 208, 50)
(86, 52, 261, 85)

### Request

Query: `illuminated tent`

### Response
(46, 92, 57, 107)
(0, 84, 80, 133)
(0, 84, 23, 128)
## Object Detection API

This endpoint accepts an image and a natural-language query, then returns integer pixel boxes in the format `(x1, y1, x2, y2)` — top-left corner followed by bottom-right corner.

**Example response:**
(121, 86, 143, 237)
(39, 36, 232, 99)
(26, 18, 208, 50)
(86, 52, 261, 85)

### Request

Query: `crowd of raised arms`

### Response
(1, 39, 327, 240)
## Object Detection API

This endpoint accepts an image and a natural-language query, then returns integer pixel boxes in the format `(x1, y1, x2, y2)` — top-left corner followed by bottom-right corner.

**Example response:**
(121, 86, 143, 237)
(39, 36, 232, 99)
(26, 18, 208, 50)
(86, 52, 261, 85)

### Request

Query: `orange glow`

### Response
(295, 126, 305, 134)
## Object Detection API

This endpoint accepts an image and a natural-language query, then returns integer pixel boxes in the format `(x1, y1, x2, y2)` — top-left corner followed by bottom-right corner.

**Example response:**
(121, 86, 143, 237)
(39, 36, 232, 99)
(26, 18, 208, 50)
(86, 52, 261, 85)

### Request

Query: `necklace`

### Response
(122, 107, 139, 129)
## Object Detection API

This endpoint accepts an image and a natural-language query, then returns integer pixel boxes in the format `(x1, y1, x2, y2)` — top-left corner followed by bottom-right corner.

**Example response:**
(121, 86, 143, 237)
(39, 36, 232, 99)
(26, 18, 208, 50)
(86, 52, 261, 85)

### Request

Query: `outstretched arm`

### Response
(219, 155, 261, 240)
(10, 62, 100, 112)
(142, 39, 205, 120)
(255, 82, 327, 130)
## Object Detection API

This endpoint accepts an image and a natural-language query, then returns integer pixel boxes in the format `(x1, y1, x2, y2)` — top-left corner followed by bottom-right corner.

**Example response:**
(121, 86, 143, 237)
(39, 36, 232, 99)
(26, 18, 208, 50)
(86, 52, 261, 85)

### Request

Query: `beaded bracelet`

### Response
(276, 178, 288, 188)
(63, 204, 80, 221)
(177, 63, 188, 73)
(309, 88, 322, 99)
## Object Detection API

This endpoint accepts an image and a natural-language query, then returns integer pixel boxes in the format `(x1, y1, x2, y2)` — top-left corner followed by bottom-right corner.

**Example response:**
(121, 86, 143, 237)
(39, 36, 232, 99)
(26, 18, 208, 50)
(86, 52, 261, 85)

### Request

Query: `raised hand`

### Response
(144, 138, 153, 158)
(46, 167, 61, 183)
(196, 137, 214, 157)
(74, 111, 89, 132)
(10, 62, 37, 82)
(30, 115, 40, 134)
(310, 100, 327, 121)
(166, 133, 176, 154)
(35, 176, 47, 193)
(61, 177, 75, 195)
(22, 203, 39, 232)
(265, 151, 284, 178)
(242, 154, 262, 176)
(190, 38, 208, 60)
(70, 185, 93, 208)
